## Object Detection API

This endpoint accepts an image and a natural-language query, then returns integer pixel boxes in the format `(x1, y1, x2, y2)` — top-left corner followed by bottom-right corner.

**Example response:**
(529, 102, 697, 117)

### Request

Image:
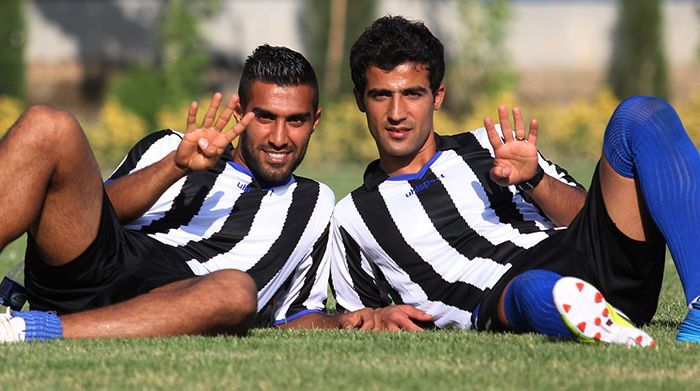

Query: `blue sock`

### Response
(603, 96, 700, 304)
(503, 269, 572, 339)
(11, 310, 63, 341)
(677, 301, 700, 342)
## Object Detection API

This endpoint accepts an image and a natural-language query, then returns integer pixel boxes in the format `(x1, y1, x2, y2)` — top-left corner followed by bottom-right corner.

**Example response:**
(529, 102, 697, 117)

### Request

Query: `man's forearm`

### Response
(276, 312, 348, 329)
(105, 151, 189, 224)
(526, 174, 587, 227)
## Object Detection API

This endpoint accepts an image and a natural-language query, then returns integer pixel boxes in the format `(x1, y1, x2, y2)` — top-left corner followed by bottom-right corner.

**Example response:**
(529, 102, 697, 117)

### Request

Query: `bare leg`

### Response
(61, 269, 257, 338)
(0, 105, 103, 264)
(497, 157, 659, 327)
(1, 108, 257, 339)
(599, 155, 659, 241)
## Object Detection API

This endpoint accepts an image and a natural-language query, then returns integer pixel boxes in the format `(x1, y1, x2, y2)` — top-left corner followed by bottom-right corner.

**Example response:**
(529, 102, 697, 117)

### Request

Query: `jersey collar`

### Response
(227, 161, 293, 190)
(362, 133, 452, 190)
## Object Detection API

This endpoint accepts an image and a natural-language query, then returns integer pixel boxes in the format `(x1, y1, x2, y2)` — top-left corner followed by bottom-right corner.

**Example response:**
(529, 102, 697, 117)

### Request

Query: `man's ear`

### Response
(234, 101, 243, 121)
(312, 106, 322, 134)
(353, 87, 366, 113)
(433, 83, 446, 110)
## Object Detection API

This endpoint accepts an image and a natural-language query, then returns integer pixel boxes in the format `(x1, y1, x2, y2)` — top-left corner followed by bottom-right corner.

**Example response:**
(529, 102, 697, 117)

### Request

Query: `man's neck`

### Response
(379, 148, 437, 177)
(379, 134, 438, 176)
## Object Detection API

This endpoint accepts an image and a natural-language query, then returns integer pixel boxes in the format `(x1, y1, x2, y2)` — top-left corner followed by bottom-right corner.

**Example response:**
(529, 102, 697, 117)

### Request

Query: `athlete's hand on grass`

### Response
(484, 105, 540, 187)
(372, 305, 432, 332)
(337, 308, 378, 330)
(337, 306, 431, 331)
(174, 92, 255, 173)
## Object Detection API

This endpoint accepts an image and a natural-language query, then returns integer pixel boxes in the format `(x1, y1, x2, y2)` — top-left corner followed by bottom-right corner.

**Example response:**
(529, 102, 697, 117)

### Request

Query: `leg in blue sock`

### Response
(502, 269, 656, 346)
(0, 308, 63, 342)
(503, 269, 572, 339)
(603, 96, 700, 304)
(600, 96, 700, 342)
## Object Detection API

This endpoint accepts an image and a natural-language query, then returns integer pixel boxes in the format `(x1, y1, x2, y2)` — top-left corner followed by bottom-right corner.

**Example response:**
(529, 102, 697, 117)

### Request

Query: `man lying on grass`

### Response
(0, 45, 392, 343)
(329, 16, 700, 346)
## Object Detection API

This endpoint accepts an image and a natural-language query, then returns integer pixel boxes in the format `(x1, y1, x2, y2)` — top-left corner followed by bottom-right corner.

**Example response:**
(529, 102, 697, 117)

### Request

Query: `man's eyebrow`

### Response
(252, 107, 276, 118)
(366, 86, 428, 96)
(403, 86, 428, 94)
(366, 88, 391, 96)
(252, 107, 312, 121)
(287, 112, 313, 121)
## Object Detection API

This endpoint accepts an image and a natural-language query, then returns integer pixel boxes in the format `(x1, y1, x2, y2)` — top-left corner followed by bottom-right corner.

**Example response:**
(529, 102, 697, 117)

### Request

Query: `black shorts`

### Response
(25, 191, 195, 314)
(476, 164, 666, 330)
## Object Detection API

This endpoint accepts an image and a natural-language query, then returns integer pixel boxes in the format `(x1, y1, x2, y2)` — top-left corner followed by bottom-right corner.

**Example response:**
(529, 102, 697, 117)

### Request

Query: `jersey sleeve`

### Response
(107, 129, 183, 181)
(271, 224, 331, 326)
(329, 218, 393, 312)
(537, 151, 585, 190)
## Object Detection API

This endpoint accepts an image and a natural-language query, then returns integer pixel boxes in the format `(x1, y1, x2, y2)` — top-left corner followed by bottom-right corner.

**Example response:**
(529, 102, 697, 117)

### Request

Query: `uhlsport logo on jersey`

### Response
(237, 182, 252, 193)
(405, 174, 445, 198)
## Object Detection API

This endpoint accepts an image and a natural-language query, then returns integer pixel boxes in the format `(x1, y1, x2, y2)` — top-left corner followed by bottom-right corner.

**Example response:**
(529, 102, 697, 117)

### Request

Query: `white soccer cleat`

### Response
(0, 307, 26, 343)
(553, 277, 656, 347)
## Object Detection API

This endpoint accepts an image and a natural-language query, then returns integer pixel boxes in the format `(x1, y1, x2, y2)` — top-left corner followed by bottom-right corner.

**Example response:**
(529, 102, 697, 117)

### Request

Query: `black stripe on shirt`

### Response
(109, 129, 181, 180)
(140, 156, 229, 235)
(247, 178, 320, 289)
(338, 226, 393, 308)
(453, 132, 542, 234)
(180, 186, 266, 260)
(410, 170, 522, 264)
(286, 223, 331, 315)
(351, 188, 484, 313)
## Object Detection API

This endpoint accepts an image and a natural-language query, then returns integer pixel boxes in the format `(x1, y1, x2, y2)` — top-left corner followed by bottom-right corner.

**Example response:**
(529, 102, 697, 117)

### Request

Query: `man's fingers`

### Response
(513, 107, 526, 140)
(340, 314, 361, 329)
(186, 101, 198, 133)
(402, 306, 433, 322)
(491, 165, 511, 185)
(197, 138, 222, 158)
(225, 112, 255, 144)
(498, 105, 514, 141)
(214, 95, 238, 131)
(201, 92, 223, 128)
(393, 317, 424, 332)
(359, 318, 375, 331)
(484, 116, 503, 150)
(528, 118, 539, 145)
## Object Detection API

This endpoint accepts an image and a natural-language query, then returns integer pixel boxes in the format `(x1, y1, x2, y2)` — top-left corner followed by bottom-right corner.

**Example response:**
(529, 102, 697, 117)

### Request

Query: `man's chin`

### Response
(253, 166, 294, 185)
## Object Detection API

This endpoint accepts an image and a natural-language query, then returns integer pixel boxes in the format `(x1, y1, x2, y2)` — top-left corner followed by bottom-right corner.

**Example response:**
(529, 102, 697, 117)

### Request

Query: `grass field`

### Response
(1, 161, 699, 390)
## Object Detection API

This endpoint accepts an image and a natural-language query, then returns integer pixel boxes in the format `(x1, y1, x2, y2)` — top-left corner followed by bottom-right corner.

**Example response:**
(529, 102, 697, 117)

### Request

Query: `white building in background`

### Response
(23, 0, 700, 105)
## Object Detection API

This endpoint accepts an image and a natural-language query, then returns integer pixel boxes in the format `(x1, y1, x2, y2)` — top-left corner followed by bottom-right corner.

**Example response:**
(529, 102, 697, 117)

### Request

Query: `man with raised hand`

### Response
(330, 16, 700, 345)
(0, 45, 376, 343)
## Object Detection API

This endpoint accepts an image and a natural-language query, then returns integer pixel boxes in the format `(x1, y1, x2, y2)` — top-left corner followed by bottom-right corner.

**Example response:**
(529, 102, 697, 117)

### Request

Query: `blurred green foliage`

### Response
(85, 97, 148, 171)
(0, 0, 25, 100)
(608, 0, 668, 100)
(445, 0, 515, 116)
(109, 0, 219, 129)
(300, 0, 378, 101)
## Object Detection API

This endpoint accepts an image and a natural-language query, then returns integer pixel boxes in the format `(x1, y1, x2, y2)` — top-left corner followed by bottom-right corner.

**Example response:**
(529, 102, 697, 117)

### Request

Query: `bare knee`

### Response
(205, 269, 258, 333)
(16, 105, 86, 150)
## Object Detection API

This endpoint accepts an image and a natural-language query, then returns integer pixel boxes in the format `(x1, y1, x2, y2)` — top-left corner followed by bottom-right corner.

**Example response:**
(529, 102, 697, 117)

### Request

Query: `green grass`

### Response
(2, 161, 699, 390)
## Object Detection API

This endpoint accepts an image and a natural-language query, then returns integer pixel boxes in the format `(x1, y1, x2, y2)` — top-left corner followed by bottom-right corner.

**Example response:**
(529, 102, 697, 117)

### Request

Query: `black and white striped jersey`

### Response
(109, 130, 335, 326)
(330, 128, 582, 330)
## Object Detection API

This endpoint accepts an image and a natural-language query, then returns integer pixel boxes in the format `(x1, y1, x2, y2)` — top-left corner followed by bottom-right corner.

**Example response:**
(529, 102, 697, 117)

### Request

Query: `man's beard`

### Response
(239, 134, 306, 184)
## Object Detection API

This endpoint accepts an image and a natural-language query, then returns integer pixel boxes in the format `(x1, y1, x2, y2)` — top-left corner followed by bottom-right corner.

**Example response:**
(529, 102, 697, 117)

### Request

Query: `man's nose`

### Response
(269, 120, 289, 148)
(388, 97, 407, 123)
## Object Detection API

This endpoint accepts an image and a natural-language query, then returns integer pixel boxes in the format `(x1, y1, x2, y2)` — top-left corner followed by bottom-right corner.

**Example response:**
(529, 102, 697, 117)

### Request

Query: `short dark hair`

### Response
(238, 44, 319, 111)
(350, 16, 445, 95)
